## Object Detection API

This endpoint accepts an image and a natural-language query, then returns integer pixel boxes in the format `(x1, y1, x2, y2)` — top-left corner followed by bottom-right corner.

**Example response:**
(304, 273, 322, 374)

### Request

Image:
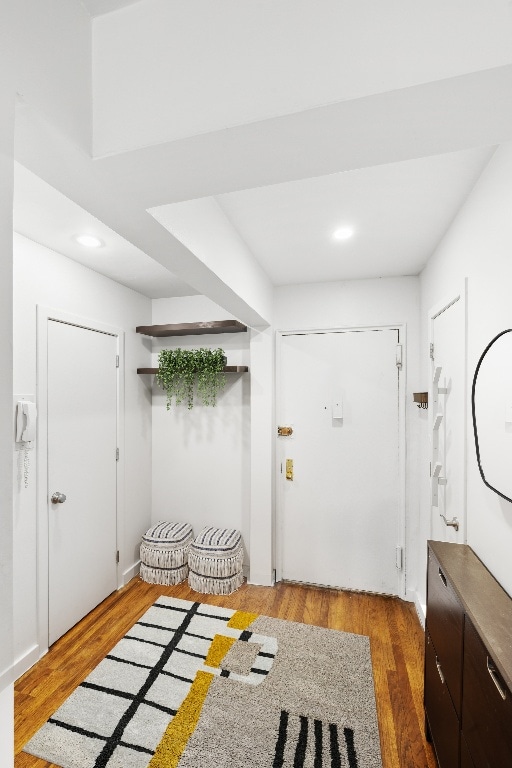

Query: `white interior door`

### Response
(430, 293, 466, 543)
(277, 328, 401, 595)
(47, 319, 118, 645)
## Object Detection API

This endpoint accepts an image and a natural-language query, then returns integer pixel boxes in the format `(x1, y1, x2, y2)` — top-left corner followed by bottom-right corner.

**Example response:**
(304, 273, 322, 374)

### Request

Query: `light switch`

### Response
(332, 397, 343, 419)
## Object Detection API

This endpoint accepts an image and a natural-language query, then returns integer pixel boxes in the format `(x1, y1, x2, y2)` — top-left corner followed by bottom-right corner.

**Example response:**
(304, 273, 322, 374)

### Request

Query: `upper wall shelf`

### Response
(136, 320, 247, 337)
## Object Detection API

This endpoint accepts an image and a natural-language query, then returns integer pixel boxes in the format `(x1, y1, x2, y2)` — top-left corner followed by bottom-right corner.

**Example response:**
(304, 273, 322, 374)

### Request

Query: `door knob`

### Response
(51, 491, 67, 504)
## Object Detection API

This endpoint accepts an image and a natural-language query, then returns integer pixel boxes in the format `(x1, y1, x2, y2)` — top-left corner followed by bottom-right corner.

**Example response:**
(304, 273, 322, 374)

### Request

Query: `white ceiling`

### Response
(213, 148, 495, 284)
(92, 0, 512, 154)
(14, 2, 512, 316)
(13, 164, 198, 299)
(15, 145, 495, 296)
(80, 0, 142, 16)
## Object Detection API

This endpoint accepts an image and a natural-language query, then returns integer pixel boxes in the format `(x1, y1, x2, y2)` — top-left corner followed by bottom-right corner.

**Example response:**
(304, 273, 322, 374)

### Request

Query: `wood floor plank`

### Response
(15, 578, 436, 768)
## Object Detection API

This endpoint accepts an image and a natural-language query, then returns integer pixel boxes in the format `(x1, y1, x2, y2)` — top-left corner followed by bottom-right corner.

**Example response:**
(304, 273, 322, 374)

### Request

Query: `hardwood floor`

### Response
(14, 578, 437, 768)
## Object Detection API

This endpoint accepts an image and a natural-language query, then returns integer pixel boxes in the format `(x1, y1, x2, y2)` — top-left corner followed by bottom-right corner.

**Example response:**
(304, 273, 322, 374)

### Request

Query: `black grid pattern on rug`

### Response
(24, 597, 237, 768)
(273, 710, 359, 768)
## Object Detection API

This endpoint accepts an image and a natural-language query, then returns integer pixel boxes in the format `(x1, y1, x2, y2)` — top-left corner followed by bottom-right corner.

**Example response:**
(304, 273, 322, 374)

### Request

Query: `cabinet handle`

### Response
(487, 657, 507, 701)
(438, 568, 447, 588)
(436, 657, 445, 685)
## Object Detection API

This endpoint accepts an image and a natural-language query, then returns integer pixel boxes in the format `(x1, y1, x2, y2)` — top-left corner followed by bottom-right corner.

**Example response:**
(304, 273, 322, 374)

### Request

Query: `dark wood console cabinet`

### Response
(425, 541, 512, 768)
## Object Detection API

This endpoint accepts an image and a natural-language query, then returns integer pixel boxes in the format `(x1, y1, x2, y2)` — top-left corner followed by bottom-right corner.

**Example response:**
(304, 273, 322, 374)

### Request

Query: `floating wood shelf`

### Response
(136, 320, 247, 337)
(137, 366, 249, 374)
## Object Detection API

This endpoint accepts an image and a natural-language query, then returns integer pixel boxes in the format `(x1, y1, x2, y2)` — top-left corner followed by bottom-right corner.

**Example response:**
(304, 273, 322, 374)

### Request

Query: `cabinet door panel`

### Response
(425, 632, 460, 768)
(461, 735, 476, 768)
(462, 617, 512, 768)
(426, 550, 464, 715)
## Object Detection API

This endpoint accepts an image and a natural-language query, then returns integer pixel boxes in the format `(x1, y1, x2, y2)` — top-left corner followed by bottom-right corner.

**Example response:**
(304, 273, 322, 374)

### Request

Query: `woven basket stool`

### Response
(188, 526, 244, 595)
(140, 521, 193, 586)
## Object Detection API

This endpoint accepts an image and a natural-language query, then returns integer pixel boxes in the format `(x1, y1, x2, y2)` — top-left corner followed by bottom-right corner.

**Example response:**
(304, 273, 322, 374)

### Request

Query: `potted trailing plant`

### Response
(156, 348, 226, 410)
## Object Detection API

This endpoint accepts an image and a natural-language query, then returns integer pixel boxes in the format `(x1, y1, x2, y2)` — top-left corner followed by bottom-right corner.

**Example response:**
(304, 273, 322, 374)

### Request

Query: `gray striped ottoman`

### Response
(188, 526, 244, 595)
(140, 521, 194, 585)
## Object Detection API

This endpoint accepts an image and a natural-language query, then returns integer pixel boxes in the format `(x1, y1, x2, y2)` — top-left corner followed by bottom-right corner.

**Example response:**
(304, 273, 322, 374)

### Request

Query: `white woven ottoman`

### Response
(140, 521, 193, 586)
(188, 526, 244, 595)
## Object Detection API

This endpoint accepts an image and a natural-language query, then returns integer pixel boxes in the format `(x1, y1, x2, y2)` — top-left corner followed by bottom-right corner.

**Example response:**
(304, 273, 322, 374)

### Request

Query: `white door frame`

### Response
(275, 323, 407, 599)
(36, 306, 125, 655)
(427, 281, 468, 543)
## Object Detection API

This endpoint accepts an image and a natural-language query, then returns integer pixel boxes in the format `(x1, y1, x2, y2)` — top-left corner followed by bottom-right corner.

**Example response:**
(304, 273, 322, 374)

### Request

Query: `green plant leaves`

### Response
(156, 348, 226, 410)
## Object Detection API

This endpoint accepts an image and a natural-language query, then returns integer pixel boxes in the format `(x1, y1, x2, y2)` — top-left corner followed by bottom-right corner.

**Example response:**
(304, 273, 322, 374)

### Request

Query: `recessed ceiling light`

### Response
(74, 234, 104, 248)
(332, 226, 354, 241)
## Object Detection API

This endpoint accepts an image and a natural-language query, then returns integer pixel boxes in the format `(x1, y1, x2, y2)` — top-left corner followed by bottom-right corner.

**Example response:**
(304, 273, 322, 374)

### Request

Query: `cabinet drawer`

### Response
(426, 549, 464, 715)
(462, 617, 512, 768)
(425, 631, 460, 768)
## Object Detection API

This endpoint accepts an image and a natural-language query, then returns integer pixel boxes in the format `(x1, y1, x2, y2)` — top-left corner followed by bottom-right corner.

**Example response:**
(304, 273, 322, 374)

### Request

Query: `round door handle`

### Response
(51, 491, 67, 504)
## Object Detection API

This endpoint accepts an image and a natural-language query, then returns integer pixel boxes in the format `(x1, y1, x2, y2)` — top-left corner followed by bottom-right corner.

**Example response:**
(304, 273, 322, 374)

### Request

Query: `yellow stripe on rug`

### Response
(148, 670, 214, 768)
(149, 610, 260, 767)
(227, 610, 258, 630)
(204, 634, 236, 667)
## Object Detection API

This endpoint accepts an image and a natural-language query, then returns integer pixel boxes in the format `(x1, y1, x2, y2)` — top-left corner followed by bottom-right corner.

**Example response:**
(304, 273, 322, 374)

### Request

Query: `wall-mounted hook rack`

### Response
(432, 461, 447, 507)
(433, 366, 448, 396)
(432, 412, 443, 449)
(440, 514, 459, 531)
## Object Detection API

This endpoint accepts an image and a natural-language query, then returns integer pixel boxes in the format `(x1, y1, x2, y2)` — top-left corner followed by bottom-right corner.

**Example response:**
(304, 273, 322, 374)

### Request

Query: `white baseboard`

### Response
(12, 644, 40, 681)
(407, 589, 426, 627)
(247, 570, 275, 587)
(123, 559, 140, 585)
(0, 644, 43, 686)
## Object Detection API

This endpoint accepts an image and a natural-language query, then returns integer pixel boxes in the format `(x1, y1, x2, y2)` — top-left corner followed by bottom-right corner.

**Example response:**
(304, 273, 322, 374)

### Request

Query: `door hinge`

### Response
(395, 344, 403, 369)
(116, 550, 120, 564)
(430, 343, 434, 360)
(116, 355, 119, 368)
(116, 447, 120, 461)
(396, 546, 403, 571)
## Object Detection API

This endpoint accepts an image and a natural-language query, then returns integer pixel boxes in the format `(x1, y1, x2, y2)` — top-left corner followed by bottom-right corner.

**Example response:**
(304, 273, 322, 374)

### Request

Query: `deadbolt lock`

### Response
(278, 426, 293, 437)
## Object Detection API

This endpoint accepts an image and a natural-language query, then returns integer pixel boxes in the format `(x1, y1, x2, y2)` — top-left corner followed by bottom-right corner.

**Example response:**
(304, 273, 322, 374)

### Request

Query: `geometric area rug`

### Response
(24, 596, 382, 767)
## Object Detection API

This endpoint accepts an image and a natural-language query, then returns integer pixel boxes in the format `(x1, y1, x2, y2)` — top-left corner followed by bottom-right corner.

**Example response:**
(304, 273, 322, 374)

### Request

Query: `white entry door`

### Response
(430, 292, 466, 543)
(277, 328, 401, 595)
(47, 319, 118, 645)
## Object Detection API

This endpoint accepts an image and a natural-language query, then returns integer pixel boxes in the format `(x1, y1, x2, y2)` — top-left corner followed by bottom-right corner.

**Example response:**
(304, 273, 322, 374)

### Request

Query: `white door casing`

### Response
(276, 326, 405, 597)
(37, 307, 125, 652)
(428, 283, 467, 544)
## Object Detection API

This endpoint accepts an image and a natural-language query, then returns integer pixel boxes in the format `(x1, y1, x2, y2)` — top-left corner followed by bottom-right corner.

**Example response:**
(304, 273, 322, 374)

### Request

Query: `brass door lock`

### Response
(278, 426, 293, 437)
(285, 458, 293, 481)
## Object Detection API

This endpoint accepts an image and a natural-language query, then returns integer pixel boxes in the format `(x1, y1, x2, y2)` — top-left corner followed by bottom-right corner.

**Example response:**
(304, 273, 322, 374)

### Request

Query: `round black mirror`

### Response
(472, 329, 512, 503)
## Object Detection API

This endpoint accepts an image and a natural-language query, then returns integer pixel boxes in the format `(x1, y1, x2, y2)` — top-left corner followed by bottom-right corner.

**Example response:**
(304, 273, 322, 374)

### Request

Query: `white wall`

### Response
(12, 233, 152, 677)
(274, 277, 422, 599)
(420, 141, 512, 601)
(0, 3, 15, 759)
(15, 0, 91, 151)
(0, 685, 14, 764)
(150, 296, 251, 566)
(248, 325, 274, 585)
